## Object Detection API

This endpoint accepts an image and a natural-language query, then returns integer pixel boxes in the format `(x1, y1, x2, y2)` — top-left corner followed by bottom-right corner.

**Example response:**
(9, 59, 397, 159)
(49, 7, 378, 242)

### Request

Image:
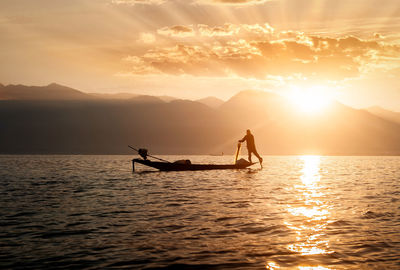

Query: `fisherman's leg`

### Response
(248, 151, 252, 163)
(253, 149, 263, 163)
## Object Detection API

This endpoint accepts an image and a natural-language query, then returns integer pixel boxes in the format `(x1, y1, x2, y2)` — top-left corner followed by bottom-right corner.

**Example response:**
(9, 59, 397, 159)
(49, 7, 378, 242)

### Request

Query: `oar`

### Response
(234, 142, 241, 163)
(128, 145, 171, 163)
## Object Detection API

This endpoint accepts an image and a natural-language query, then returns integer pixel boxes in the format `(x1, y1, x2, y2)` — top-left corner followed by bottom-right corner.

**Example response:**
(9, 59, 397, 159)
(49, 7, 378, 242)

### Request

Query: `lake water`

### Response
(0, 155, 399, 269)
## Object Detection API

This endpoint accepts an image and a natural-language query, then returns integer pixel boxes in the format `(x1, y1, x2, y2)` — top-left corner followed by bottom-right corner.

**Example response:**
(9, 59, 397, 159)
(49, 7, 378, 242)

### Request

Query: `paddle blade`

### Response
(234, 142, 241, 163)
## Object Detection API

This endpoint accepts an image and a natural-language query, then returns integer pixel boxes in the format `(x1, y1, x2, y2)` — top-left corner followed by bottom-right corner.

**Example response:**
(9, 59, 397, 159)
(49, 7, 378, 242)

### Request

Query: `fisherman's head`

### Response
(246, 129, 251, 135)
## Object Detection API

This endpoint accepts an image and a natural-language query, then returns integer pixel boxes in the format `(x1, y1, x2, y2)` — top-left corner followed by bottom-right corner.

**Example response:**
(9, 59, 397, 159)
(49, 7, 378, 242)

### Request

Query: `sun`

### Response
(287, 85, 333, 114)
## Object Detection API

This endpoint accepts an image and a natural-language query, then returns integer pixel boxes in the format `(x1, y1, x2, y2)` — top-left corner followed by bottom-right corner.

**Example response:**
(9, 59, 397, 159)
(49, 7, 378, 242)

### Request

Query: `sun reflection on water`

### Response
(266, 262, 332, 270)
(300, 155, 321, 186)
(298, 267, 332, 270)
(267, 155, 333, 269)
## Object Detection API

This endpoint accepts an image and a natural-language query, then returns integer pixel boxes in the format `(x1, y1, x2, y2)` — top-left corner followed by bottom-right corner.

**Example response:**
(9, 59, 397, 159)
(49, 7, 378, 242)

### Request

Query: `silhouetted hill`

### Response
(0, 83, 179, 104)
(366, 106, 400, 124)
(0, 85, 400, 155)
(130, 95, 165, 104)
(220, 90, 292, 122)
(196, 96, 224, 108)
(219, 91, 400, 155)
(0, 98, 228, 154)
(90, 92, 177, 102)
(0, 83, 93, 100)
(90, 92, 139, 99)
(158, 95, 177, 102)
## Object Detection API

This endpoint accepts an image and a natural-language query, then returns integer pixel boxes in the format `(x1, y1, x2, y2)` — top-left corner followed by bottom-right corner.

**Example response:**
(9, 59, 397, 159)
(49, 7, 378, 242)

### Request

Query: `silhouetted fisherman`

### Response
(239, 129, 263, 164)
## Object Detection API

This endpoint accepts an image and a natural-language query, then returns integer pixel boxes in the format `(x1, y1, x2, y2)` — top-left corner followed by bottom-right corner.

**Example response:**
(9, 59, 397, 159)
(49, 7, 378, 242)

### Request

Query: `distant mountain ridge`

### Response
(1, 83, 400, 155)
(129, 95, 166, 104)
(0, 82, 227, 108)
(366, 106, 400, 124)
(196, 96, 224, 108)
(0, 83, 93, 100)
(0, 83, 182, 104)
(90, 92, 139, 99)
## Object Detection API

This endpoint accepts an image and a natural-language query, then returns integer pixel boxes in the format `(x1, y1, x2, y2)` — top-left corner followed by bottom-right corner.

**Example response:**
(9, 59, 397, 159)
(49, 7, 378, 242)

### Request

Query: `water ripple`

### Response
(0, 155, 399, 269)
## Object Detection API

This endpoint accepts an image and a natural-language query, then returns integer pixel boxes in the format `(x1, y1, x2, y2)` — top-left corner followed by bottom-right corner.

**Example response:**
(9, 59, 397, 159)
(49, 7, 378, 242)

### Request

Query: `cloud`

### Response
(198, 23, 239, 37)
(198, 23, 273, 38)
(155, 23, 274, 39)
(138, 32, 156, 43)
(111, 0, 165, 5)
(241, 23, 274, 36)
(157, 25, 195, 37)
(123, 23, 400, 81)
(122, 56, 161, 74)
(196, 0, 270, 5)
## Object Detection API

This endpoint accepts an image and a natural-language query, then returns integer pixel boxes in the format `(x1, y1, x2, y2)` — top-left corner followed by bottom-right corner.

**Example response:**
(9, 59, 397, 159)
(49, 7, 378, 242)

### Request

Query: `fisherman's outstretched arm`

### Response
(239, 135, 247, 142)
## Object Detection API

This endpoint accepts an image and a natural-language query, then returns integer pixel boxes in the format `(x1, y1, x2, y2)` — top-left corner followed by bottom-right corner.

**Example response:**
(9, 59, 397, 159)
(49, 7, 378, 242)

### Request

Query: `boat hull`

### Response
(132, 159, 255, 171)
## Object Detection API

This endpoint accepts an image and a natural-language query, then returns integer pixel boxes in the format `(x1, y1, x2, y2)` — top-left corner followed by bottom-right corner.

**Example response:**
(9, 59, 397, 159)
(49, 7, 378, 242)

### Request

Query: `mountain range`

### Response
(0, 83, 221, 106)
(1, 83, 399, 155)
(366, 106, 400, 125)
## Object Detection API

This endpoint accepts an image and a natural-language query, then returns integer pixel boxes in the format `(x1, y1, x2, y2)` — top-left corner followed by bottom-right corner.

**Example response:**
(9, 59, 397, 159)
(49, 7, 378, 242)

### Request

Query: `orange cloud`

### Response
(123, 23, 400, 81)
(159, 23, 274, 39)
(122, 56, 161, 74)
(241, 23, 274, 36)
(157, 25, 195, 37)
(138, 32, 156, 43)
(198, 23, 239, 37)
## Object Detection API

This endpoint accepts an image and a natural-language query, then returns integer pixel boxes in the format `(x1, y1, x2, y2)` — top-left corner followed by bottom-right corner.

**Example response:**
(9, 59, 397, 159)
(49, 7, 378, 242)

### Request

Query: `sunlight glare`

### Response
(288, 206, 329, 219)
(287, 243, 331, 255)
(284, 155, 333, 258)
(300, 155, 321, 186)
(298, 266, 332, 270)
(288, 86, 333, 114)
(266, 261, 280, 269)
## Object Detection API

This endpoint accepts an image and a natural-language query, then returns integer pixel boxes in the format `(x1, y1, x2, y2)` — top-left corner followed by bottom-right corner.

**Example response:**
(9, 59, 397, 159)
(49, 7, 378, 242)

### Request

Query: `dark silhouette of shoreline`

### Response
(1, 83, 400, 155)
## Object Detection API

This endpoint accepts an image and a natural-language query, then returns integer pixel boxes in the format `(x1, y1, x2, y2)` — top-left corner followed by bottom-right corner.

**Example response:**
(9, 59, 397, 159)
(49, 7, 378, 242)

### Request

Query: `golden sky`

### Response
(1, 0, 399, 110)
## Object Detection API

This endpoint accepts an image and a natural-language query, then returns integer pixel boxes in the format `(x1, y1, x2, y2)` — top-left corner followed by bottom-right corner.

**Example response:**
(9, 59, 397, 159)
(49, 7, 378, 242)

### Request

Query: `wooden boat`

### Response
(132, 158, 255, 171)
